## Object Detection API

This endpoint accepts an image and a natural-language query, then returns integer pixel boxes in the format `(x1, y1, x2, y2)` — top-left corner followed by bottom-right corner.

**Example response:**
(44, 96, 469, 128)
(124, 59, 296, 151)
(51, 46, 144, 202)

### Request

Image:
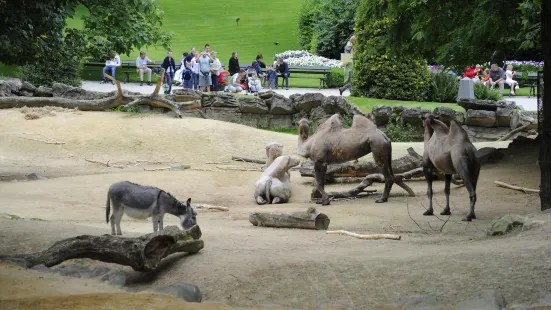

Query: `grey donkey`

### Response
(106, 181, 197, 235)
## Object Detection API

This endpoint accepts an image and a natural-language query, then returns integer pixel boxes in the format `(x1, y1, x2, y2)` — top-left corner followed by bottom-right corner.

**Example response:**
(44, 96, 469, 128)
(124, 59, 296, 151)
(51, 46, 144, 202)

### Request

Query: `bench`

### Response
(526, 72, 538, 98)
(121, 60, 183, 84)
(237, 64, 330, 89)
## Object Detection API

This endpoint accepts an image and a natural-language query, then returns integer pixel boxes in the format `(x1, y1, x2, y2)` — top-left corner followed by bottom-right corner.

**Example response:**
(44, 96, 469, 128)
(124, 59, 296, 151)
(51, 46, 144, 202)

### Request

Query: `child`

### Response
(248, 72, 262, 94)
(481, 68, 490, 86)
(265, 65, 277, 89)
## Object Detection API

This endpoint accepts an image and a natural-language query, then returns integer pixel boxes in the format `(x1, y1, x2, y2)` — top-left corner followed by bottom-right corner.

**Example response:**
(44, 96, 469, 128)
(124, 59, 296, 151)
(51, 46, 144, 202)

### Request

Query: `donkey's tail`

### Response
(265, 178, 272, 204)
(106, 194, 111, 223)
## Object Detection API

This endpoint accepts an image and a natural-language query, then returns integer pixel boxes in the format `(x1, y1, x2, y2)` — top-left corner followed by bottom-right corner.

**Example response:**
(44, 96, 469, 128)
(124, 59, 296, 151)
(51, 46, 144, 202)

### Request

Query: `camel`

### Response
(264, 142, 283, 169)
(254, 155, 302, 204)
(422, 114, 481, 221)
(297, 113, 394, 205)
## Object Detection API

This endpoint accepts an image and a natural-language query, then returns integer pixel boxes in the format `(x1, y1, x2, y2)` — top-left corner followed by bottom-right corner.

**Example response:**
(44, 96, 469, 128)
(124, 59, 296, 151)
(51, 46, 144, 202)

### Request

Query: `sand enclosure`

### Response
(0, 109, 549, 309)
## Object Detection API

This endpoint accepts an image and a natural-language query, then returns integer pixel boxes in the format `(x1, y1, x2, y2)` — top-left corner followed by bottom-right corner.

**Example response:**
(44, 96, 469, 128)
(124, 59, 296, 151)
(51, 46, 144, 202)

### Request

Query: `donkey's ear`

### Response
(186, 198, 191, 207)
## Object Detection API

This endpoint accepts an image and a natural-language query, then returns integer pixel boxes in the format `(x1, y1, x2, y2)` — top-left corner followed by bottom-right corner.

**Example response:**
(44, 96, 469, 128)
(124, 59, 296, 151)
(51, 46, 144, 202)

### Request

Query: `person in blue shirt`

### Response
(161, 51, 176, 94)
(265, 65, 277, 89)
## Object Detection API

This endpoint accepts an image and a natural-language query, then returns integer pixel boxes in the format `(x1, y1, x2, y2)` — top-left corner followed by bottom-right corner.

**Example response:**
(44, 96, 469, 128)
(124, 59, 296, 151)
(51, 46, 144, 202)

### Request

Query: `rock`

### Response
(268, 93, 295, 115)
(0, 78, 23, 96)
(392, 295, 439, 309)
(402, 107, 431, 126)
(293, 92, 325, 113)
(27, 172, 47, 181)
(321, 96, 349, 116)
(457, 98, 511, 111)
(48, 264, 127, 287)
(518, 111, 538, 131)
(462, 125, 511, 142)
(497, 99, 517, 109)
(510, 110, 521, 129)
(309, 106, 331, 127)
(371, 105, 393, 126)
(202, 93, 239, 108)
(153, 281, 202, 303)
(433, 107, 465, 125)
(34, 86, 53, 97)
(52, 83, 111, 100)
(496, 106, 514, 127)
(465, 110, 496, 127)
(172, 88, 202, 98)
(487, 215, 544, 236)
(476, 147, 505, 165)
(456, 289, 506, 310)
(139, 104, 151, 113)
(21, 81, 37, 93)
(238, 96, 269, 114)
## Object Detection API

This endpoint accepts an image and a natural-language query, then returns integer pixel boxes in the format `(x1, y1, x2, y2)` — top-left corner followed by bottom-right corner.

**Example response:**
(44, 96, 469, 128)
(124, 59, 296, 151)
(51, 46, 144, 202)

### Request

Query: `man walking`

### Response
(135, 51, 154, 86)
(161, 51, 176, 94)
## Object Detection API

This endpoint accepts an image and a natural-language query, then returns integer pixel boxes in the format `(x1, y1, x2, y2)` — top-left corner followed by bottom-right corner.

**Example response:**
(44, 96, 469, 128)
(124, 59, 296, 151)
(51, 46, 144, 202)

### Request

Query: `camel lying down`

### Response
(255, 155, 301, 204)
(422, 114, 481, 221)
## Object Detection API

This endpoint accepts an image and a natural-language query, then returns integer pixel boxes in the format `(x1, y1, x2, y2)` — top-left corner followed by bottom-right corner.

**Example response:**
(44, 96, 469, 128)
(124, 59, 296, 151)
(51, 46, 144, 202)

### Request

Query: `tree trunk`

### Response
(0, 225, 203, 272)
(541, 2, 551, 211)
(249, 207, 330, 230)
(299, 147, 423, 179)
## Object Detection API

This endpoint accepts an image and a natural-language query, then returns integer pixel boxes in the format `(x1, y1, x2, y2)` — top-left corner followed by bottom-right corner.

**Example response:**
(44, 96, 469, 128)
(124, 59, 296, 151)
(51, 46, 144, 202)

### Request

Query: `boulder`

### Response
(476, 147, 505, 165)
(518, 111, 538, 131)
(433, 107, 465, 125)
(321, 96, 349, 116)
(153, 281, 202, 303)
(465, 110, 496, 127)
(496, 106, 514, 127)
(487, 214, 544, 236)
(309, 106, 331, 127)
(172, 88, 202, 97)
(402, 107, 431, 126)
(34, 86, 53, 97)
(457, 98, 513, 111)
(34, 263, 127, 287)
(456, 289, 506, 310)
(0, 78, 23, 96)
(371, 105, 393, 126)
(268, 93, 295, 115)
(510, 110, 521, 129)
(52, 83, 112, 100)
(202, 93, 239, 108)
(238, 96, 269, 114)
(462, 126, 512, 142)
(21, 81, 37, 93)
(293, 92, 324, 113)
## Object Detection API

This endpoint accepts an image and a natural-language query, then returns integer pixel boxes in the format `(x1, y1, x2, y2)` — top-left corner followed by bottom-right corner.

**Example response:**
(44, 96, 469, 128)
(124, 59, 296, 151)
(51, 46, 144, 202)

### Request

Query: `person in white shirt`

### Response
(210, 50, 222, 92)
(101, 51, 121, 84)
(504, 64, 519, 96)
(135, 51, 155, 86)
(227, 69, 246, 93)
(190, 51, 200, 90)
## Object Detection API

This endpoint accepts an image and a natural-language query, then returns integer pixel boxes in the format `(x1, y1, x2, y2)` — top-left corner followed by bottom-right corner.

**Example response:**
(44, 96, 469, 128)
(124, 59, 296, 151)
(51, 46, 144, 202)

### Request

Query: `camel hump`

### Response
(429, 118, 450, 134)
(315, 114, 343, 133)
(351, 114, 377, 130)
(449, 120, 470, 141)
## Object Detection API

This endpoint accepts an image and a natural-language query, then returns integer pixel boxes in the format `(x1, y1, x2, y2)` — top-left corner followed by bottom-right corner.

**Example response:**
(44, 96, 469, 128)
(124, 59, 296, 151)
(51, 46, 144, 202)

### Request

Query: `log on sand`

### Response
(299, 147, 424, 179)
(327, 230, 401, 240)
(0, 225, 203, 272)
(0, 73, 201, 117)
(494, 180, 540, 193)
(249, 207, 330, 230)
(232, 156, 266, 164)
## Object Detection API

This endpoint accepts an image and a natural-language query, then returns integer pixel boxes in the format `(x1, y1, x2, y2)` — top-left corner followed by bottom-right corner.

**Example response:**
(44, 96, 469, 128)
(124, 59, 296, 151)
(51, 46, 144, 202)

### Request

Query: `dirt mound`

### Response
(19, 105, 81, 120)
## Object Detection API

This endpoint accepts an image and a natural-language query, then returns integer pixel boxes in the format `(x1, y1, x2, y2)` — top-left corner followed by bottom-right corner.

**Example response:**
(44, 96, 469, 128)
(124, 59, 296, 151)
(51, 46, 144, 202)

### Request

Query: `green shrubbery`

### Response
(384, 114, 422, 142)
(326, 69, 345, 88)
(474, 83, 504, 100)
(296, 0, 322, 52)
(429, 71, 459, 102)
(19, 47, 83, 87)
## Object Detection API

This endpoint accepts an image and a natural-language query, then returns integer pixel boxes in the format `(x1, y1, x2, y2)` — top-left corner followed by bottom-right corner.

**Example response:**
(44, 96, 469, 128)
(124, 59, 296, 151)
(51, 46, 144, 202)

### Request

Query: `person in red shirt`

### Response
(463, 65, 481, 83)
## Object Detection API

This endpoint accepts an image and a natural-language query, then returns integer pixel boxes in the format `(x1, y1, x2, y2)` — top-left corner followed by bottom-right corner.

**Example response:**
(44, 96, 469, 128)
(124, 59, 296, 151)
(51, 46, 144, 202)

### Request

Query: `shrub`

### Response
(313, 0, 360, 59)
(353, 17, 431, 101)
(385, 114, 421, 142)
(474, 83, 503, 100)
(296, 0, 322, 50)
(429, 71, 459, 102)
(326, 69, 345, 88)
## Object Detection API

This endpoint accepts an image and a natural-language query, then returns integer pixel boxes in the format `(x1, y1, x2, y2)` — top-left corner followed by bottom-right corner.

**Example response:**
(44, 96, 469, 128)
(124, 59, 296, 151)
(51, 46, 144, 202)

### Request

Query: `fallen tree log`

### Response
(326, 230, 401, 240)
(249, 207, 330, 230)
(232, 156, 266, 164)
(494, 180, 540, 193)
(0, 73, 201, 118)
(0, 225, 203, 272)
(299, 147, 423, 179)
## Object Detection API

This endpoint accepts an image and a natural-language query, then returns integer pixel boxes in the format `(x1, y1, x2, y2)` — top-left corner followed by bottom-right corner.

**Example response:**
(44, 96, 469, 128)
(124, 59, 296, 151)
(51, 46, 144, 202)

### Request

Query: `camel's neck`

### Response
(297, 125, 312, 157)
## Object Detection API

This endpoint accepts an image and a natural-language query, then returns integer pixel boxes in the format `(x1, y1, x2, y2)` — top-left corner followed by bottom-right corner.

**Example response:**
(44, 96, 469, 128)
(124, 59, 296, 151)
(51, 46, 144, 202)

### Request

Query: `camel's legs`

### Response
(423, 163, 434, 216)
(454, 157, 479, 221)
(376, 158, 394, 203)
(314, 161, 330, 205)
(441, 174, 452, 215)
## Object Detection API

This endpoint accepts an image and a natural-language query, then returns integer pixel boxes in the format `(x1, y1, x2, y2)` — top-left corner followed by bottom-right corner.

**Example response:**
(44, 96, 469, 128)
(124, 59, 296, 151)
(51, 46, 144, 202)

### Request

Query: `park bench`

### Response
(237, 64, 331, 89)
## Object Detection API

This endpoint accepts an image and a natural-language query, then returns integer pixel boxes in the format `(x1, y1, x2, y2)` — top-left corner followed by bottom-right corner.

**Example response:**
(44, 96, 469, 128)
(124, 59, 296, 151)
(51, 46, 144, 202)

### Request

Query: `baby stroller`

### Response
(245, 66, 262, 95)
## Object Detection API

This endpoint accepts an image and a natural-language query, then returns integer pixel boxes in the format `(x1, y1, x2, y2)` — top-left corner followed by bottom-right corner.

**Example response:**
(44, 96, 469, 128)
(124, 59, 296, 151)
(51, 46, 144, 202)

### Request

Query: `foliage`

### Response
(19, 47, 84, 87)
(296, 0, 322, 51)
(384, 114, 421, 142)
(355, 0, 542, 68)
(312, 0, 360, 59)
(326, 69, 345, 88)
(104, 105, 140, 113)
(474, 83, 504, 100)
(429, 71, 459, 103)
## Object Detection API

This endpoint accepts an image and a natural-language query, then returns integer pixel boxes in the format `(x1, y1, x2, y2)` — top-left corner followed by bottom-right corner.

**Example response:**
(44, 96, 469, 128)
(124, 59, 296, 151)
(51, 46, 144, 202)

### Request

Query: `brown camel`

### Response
(297, 113, 394, 205)
(422, 114, 480, 221)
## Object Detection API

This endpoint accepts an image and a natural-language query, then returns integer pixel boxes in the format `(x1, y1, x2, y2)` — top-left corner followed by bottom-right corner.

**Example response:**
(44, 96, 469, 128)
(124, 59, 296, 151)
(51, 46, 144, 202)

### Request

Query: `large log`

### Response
(0, 73, 201, 117)
(249, 207, 330, 230)
(299, 147, 424, 179)
(0, 225, 203, 272)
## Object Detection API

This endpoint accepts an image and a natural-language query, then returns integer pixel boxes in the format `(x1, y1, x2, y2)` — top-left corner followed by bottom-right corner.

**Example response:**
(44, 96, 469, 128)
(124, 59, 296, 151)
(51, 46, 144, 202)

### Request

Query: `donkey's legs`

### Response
(152, 214, 159, 232)
(441, 174, 452, 215)
(423, 162, 435, 216)
(112, 206, 124, 235)
(158, 213, 164, 231)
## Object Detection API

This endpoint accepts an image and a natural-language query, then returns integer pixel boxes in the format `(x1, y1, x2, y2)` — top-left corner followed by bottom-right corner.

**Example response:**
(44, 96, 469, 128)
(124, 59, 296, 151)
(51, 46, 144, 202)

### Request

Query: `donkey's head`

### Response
(179, 198, 197, 230)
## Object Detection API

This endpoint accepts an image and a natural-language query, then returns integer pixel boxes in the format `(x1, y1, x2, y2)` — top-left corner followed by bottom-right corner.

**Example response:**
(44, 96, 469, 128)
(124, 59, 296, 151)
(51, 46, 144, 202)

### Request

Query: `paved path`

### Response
(80, 81, 538, 111)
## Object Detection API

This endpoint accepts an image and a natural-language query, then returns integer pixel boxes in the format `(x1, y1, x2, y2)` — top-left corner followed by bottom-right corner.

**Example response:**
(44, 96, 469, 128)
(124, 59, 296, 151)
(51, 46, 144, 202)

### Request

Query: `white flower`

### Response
(273, 50, 343, 68)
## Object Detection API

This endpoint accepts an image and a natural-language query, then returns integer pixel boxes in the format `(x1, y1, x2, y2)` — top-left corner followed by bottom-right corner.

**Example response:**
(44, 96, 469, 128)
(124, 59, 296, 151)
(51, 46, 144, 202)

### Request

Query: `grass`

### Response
(346, 97, 465, 114)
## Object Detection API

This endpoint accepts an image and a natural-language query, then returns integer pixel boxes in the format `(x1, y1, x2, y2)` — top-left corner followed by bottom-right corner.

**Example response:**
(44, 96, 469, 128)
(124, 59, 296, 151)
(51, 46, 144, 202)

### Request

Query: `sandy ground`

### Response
(80, 80, 540, 111)
(0, 109, 549, 309)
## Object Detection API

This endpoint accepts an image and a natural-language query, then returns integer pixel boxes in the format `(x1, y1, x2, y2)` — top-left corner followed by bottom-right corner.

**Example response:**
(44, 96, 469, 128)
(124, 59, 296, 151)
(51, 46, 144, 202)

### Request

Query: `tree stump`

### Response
(249, 207, 330, 230)
(0, 225, 203, 272)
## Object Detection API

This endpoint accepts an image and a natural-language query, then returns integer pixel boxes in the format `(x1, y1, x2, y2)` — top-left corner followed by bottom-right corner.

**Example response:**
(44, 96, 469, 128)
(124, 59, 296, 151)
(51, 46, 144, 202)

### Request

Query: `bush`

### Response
(326, 69, 345, 88)
(385, 114, 421, 142)
(429, 71, 459, 102)
(353, 17, 431, 101)
(474, 83, 503, 100)
(296, 0, 322, 50)
(313, 0, 360, 59)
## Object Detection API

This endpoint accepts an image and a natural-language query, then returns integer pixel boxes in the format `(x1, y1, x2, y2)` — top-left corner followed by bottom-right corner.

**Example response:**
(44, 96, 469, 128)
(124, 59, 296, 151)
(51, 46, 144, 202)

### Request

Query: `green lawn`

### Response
(346, 97, 464, 114)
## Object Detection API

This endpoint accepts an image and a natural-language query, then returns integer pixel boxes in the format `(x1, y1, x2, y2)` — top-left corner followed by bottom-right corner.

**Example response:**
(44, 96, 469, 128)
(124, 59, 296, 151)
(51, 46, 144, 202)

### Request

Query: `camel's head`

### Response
(298, 118, 310, 141)
(287, 155, 302, 169)
(422, 113, 440, 126)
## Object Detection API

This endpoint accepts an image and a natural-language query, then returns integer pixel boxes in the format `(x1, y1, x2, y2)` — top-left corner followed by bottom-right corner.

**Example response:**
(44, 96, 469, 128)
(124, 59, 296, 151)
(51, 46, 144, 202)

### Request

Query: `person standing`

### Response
(197, 49, 213, 92)
(210, 50, 222, 92)
(275, 57, 290, 90)
(161, 51, 176, 94)
(135, 51, 154, 86)
(190, 51, 200, 90)
(229, 51, 240, 76)
(101, 51, 121, 84)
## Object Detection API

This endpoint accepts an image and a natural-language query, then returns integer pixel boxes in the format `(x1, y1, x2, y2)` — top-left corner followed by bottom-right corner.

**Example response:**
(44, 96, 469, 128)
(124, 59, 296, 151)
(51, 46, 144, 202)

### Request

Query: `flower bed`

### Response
(273, 50, 343, 68)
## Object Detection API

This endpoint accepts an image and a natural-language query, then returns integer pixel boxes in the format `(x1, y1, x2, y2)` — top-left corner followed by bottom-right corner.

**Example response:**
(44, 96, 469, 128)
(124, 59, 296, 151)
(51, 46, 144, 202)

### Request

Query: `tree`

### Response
(296, 0, 321, 51)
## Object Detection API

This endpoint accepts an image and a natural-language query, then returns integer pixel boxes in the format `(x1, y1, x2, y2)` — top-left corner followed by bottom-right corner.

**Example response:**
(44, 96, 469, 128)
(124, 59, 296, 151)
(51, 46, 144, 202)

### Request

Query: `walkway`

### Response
(80, 81, 538, 111)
